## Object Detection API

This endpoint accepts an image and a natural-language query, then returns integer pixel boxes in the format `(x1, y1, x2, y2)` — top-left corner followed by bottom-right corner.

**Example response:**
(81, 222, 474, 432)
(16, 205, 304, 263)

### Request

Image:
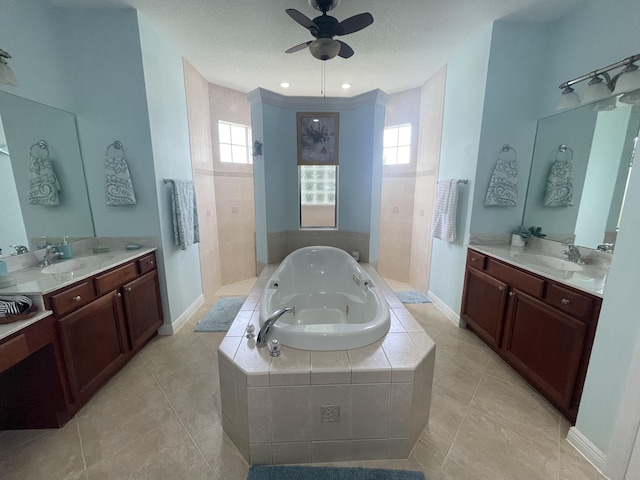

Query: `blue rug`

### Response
(194, 297, 246, 332)
(247, 466, 425, 480)
(395, 291, 431, 304)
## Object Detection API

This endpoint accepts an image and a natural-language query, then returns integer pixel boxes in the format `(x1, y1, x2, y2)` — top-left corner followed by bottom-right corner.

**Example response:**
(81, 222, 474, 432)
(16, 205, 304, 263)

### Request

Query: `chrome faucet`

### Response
(38, 245, 63, 267)
(9, 245, 29, 255)
(597, 243, 614, 253)
(562, 244, 586, 265)
(256, 307, 293, 347)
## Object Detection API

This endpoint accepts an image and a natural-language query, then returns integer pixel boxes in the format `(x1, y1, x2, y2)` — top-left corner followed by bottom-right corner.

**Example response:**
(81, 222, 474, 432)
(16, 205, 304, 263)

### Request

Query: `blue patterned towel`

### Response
(105, 156, 136, 206)
(28, 155, 61, 206)
(484, 158, 518, 207)
(544, 160, 574, 207)
(169, 179, 200, 250)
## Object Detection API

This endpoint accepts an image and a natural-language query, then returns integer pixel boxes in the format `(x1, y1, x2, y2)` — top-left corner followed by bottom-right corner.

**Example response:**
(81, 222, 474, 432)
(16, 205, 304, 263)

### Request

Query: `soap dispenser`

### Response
(58, 236, 74, 259)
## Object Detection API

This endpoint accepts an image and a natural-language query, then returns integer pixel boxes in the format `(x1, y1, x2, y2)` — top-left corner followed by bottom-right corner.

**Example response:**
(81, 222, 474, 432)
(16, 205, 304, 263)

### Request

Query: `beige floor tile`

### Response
(382, 277, 415, 292)
(470, 374, 560, 450)
(84, 417, 214, 480)
(438, 457, 493, 480)
(404, 304, 447, 339)
(77, 358, 177, 467)
(559, 439, 607, 479)
(433, 330, 492, 371)
(448, 410, 559, 480)
(484, 353, 530, 389)
(215, 277, 256, 296)
(419, 390, 468, 455)
(0, 417, 85, 480)
(432, 353, 484, 406)
(408, 438, 447, 476)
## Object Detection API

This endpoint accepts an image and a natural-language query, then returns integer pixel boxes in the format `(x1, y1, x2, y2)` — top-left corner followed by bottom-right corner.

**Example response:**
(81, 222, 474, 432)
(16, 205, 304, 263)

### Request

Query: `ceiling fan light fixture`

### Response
(308, 0, 341, 12)
(309, 38, 341, 61)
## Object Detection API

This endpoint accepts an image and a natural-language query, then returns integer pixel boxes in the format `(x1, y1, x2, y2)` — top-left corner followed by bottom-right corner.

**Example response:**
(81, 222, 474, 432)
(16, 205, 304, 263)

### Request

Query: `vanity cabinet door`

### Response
(461, 266, 508, 350)
(57, 292, 128, 401)
(502, 289, 587, 409)
(122, 270, 163, 351)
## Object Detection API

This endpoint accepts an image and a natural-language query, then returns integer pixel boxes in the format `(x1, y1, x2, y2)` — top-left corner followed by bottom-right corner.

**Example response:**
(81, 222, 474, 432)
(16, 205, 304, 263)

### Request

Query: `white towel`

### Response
(431, 179, 459, 242)
(484, 158, 518, 207)
(169, 179, 200, 250)
(105, 156, 136, 206)
(28, 155, 61, 206)
(544, 160, 574, 207)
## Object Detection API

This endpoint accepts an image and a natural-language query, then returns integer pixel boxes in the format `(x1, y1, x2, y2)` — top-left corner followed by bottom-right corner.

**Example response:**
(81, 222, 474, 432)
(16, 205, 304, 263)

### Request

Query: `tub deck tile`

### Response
(311, 351, 351, 385)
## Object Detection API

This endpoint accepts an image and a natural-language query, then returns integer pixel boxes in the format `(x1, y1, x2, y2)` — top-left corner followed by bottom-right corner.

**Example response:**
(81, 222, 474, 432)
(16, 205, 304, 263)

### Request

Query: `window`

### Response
(383, 123, 411, 165)
(300, 165, 338, 228)
(218, 120, 252, 164)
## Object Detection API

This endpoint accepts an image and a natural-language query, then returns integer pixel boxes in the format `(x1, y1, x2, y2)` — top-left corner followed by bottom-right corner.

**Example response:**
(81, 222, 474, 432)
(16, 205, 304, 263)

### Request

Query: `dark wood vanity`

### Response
(0, 252, 163, 429)
(461, 248, 601, 422)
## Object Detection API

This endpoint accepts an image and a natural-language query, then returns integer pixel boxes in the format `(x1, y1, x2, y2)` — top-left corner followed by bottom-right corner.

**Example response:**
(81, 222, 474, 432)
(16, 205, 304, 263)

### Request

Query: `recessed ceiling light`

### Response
(280, 82, 290, 88)
(341, 83, 352, 89)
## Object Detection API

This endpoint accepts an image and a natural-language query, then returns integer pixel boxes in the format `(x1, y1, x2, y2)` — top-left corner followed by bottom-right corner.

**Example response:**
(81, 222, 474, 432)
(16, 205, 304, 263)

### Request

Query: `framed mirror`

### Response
(522, 96, 640, 250)
(0, 91, 95, 257)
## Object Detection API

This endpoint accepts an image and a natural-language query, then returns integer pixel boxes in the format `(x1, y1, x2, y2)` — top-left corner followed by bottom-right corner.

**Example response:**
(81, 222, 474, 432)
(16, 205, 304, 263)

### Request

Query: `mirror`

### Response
(523, 96, 640, 250)
(0, 91, 95, 257)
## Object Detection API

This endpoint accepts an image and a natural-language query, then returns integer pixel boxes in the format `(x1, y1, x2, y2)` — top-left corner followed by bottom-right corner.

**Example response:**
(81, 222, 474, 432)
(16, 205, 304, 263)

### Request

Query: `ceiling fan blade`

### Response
(285, 41, 312, 54)
(336, 12, 373, 35)
(286, 9, 318, 31)
(337, 41, 354, 59)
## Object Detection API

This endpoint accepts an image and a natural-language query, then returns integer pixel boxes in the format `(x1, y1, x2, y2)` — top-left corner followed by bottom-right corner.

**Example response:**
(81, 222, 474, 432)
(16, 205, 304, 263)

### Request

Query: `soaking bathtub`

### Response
(259, 246, 390, 350)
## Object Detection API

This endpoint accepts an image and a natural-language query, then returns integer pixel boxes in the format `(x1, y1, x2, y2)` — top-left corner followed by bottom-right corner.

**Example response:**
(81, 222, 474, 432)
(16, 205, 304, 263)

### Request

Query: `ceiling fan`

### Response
(285, 0, 374, 61)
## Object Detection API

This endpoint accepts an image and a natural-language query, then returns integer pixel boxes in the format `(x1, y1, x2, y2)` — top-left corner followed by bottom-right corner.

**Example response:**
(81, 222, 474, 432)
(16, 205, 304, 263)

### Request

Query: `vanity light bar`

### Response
(559, 53, 640, 90)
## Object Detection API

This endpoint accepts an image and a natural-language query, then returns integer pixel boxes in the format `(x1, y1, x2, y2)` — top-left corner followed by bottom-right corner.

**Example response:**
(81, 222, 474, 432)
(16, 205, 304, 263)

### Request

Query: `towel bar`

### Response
(106, 140, 126, 158)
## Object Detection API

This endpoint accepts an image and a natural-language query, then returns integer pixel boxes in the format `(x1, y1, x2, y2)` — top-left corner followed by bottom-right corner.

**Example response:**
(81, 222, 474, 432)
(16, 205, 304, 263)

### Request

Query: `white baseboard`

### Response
(567, 426, 608, 477)
(157, 294, 205, 336)
(427, 290, 463, 327)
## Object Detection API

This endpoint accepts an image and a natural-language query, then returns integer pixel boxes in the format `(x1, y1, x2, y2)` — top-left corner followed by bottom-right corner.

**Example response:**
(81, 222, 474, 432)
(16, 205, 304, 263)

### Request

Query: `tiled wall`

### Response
(183, 60, 222, 295)
(209, 84, 256, 284)
(410, 67, 446, 293)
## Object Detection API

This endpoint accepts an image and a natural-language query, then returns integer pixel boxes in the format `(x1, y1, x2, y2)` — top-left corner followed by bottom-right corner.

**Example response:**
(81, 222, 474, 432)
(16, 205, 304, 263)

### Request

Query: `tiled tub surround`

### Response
(218, 263, 435, 465)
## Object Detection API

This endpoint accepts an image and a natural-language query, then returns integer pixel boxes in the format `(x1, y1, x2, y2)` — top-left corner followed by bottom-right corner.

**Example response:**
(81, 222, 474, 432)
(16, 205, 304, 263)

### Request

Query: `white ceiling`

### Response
(52, 0, 584, 97)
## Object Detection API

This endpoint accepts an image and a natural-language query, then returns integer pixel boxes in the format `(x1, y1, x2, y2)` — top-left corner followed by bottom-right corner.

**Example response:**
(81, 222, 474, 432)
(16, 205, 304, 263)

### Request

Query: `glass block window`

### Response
(383, 123, 411, 165)
(300, 165, 337, 228)
(218, 120, 252, 164)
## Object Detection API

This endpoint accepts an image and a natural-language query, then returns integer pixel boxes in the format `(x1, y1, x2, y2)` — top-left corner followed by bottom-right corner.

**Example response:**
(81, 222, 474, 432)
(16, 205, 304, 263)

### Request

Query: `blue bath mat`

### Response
(395, 291, 431, 304)
(247, 466, 425, 480)
(194, 297, 246, 332)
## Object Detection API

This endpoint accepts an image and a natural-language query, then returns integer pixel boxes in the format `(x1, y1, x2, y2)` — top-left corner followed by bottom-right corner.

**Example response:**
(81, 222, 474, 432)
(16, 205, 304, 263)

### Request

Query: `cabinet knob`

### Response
(116, 292, 122, 298)
(471, 257, 477, 262)
(126, 287, 132, 293)
(149, 260, 154, 265)
(509, 291, 515, 297)
(498, 286, 505, 291)
(73, 295, 81, 302)
(561, 298, 570, 304)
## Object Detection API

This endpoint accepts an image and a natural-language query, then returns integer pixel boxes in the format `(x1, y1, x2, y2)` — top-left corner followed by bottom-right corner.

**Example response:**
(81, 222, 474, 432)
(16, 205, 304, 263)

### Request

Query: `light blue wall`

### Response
(428, 26, 492, 309)
(137, 14, 203, 322)
(248, 89, 387, 262)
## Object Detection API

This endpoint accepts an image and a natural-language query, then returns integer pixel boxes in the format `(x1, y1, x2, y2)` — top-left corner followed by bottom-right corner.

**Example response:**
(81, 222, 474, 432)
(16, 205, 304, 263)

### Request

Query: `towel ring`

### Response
(106, 140, 126, 158)
(498, 144, 517, 161)
(555, 144, 574, 161)
(29, 140, 49, 158)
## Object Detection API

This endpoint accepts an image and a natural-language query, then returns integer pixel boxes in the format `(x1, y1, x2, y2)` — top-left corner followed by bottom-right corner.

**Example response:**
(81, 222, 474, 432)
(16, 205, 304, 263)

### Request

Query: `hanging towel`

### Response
(484, 158, 518, 207)
(431, 179, 459, 242)
(28, 155, 61, 206)
(169, 179, 200, 250)
(105, 155, 136, 206)
(544, 160, 574, 207)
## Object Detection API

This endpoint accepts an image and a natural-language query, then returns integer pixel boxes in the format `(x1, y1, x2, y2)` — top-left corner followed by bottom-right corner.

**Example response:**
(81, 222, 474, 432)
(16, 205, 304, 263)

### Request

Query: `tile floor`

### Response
(0, 277, 606, 480)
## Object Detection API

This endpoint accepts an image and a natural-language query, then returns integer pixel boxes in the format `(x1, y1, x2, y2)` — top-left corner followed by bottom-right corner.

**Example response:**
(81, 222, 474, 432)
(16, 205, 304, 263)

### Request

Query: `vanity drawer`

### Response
(94, 263, 138, 296)
(486, 258, 545, 298)
(467, 250, 487, 270)
(50, 281, 96, 317)
(545, 283, 594, 322)
(137, 254, 157, 275)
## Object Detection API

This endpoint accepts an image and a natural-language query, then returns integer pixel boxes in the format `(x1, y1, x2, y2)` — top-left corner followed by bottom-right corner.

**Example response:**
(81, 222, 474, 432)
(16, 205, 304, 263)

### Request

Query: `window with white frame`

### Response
(383, 123, 411, 165)
(218, 120, 252, 164)
(299, 165, 337, 228)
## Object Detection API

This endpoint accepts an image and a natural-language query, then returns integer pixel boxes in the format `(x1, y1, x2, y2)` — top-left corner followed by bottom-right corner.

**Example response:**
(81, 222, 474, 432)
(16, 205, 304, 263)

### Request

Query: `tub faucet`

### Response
(38, 245, 63, 267)
(562, 244, 586, 265)
(257, 307, 293, 348)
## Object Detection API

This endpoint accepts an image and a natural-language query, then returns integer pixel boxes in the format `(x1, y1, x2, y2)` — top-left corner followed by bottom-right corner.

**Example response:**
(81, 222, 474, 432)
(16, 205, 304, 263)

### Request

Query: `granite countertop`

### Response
(468, 243, 608, 297)
(0, 247, 157, 296)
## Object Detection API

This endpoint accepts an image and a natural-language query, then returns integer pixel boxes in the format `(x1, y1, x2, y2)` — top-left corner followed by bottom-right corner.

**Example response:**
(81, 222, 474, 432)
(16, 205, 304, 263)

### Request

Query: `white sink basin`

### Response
(41, 255, 115, 274)
(513, 253, 584, 272)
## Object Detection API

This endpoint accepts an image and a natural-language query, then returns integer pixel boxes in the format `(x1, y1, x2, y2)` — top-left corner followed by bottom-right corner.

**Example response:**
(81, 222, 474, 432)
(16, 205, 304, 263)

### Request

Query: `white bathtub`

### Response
(259, 246, 391, 351)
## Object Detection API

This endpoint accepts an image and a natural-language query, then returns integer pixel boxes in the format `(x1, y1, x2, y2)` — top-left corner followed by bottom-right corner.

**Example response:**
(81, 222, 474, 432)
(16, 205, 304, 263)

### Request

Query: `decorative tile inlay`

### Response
(321, 405, 341, 423)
